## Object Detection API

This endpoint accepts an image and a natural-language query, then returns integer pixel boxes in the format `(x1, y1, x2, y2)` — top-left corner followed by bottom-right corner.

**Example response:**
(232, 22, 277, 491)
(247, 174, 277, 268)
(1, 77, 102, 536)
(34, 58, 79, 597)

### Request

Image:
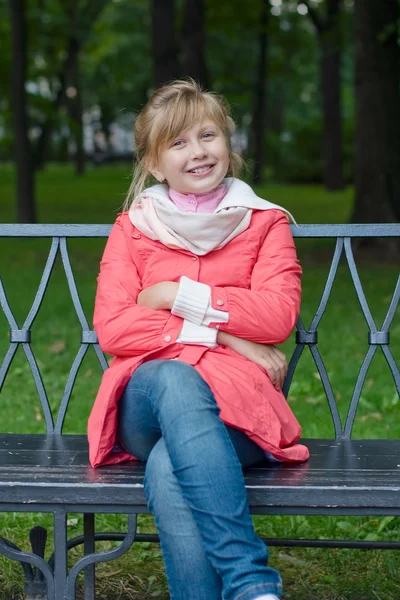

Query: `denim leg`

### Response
(145, 436, 223, 599)
(117, 360, 282, 600)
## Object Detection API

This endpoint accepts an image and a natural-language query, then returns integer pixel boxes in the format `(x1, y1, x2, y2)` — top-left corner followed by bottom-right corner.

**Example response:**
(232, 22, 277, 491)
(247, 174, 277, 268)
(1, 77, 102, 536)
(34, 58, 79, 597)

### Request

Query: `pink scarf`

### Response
(128, 178, 295, 256)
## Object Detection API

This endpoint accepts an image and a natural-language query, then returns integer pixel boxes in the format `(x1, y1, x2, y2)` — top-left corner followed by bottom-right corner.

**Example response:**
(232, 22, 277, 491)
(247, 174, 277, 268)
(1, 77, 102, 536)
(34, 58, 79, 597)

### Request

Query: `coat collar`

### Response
(141, 177, 297, 223)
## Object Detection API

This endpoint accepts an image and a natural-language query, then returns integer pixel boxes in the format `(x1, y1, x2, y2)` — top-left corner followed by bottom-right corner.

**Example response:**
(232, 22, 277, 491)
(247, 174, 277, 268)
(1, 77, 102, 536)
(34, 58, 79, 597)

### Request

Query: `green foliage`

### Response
(83, 0, 152, 116)
(0, 0, 360, 184)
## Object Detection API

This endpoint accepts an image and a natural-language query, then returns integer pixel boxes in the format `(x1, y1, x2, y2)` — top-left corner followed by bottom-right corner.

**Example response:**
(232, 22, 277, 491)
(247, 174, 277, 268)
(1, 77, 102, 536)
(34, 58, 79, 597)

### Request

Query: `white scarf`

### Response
(128, 177, 295, 256)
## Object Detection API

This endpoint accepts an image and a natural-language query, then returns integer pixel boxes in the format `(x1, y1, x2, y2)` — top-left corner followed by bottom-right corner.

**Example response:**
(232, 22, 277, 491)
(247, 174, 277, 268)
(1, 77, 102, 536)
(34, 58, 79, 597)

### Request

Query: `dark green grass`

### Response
(0, 163, 354, 224)
(0, 165, 399, 599)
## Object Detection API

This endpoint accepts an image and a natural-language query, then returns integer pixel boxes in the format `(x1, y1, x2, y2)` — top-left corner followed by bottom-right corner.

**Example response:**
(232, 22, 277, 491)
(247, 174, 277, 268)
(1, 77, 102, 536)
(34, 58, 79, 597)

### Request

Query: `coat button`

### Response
(191, 256, 198, 261)
(132, 233, 141, 239)
(164, 335, 172, 342)
(217, 299, 224, 306)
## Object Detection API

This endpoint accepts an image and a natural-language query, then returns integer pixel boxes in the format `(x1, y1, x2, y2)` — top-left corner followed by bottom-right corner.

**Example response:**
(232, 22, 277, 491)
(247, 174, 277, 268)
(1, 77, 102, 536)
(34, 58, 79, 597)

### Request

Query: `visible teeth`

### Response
(190, 166, 211, 173)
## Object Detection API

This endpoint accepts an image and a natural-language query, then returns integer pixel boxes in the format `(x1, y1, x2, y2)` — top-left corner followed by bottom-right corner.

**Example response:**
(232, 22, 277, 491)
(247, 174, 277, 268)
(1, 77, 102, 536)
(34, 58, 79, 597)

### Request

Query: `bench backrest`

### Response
(0, 224, 399, 438)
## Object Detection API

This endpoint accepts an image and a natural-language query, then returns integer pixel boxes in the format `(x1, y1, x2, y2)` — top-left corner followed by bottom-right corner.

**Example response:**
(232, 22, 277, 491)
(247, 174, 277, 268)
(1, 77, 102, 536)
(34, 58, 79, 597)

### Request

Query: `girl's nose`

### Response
(190, 142, 207, 159)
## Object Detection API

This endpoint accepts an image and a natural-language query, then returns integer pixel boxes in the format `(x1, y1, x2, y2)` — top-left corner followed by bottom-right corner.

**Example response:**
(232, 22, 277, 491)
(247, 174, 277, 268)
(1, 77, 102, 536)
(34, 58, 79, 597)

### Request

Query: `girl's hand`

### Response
(218, 332, 287, 390)
(137, 282, 179, 311)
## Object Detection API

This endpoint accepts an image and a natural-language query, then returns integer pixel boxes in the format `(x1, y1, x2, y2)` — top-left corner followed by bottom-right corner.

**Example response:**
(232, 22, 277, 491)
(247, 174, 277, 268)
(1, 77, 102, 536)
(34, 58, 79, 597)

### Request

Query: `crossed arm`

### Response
(94, 212, 301, 390)
(136, 280, 289, 390)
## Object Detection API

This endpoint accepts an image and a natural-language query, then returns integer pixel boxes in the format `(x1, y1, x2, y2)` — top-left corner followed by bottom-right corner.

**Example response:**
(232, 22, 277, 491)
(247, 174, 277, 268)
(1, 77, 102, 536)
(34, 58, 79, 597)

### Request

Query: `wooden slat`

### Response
(0, 435, 399, 510)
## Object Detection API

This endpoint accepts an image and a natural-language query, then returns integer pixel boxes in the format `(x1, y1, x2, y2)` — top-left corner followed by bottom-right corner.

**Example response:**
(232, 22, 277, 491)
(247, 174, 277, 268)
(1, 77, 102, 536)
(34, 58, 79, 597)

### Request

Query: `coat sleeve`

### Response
(207, 211, 302, 345)
(93, 215, 183, 357)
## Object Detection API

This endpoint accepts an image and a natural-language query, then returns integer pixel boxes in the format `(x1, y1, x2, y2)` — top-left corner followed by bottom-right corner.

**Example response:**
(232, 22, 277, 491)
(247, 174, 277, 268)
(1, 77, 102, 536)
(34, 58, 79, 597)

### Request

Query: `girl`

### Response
(89, 79, 309, 600)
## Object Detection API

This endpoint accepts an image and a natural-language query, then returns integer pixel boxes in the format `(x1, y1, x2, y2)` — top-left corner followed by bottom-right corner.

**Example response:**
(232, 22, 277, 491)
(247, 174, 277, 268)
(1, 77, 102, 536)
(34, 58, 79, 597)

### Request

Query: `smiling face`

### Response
(149, 120, 230, 195)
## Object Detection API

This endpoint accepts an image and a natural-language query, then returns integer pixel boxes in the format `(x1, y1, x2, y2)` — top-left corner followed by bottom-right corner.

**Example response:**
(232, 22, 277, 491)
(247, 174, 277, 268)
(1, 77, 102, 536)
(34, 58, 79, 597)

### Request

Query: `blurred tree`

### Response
(352, 0, 400, 225)
(152, 0, 179, 85)
(7, 0, 110, 220)
(83, 0, 151, 149)
(0, 0, 366, 193)
(8, 0, 35, 223)
(63, 0, 85, 176)
(182, 0, 209, 87)
(0, 4, 12, 161)
(251, 0, 270, 184)
(206, 0, 326, 183)
(207, 0, 260, 116)
(35, 0, 110, 175)
(207, 0, 270, 177)
(267, 8, 324, 183)
(31, 0, 77, 171)
(301, 0, 345, 190)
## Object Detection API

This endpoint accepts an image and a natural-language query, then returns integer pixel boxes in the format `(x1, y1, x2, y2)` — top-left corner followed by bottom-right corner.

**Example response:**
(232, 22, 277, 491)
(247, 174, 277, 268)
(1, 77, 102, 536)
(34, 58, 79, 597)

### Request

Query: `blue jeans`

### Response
(117, 359, 282, 600)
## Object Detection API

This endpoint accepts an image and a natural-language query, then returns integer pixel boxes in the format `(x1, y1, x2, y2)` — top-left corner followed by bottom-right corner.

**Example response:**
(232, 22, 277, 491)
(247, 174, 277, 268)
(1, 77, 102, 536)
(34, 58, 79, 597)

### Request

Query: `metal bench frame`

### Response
(0, 223, 399, 600)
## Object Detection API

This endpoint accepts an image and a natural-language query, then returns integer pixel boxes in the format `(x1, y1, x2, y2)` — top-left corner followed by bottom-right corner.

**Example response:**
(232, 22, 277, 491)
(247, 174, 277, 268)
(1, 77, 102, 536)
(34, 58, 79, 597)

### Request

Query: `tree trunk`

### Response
(181, 0, 209, 88)
(34, 39, 78, 171)
(304, 0, 344, 190)
(67, 37, 85, 176)
(151, 0, 179, 86)
(251, 0, 269, 185)
(9, 0, 36, 223)
(34, 1, 108, 171)
(352, 0, 400, 224)
(100, 103, 114, 153)
(268, 83, 285, 137)
(320, 35, 344, 189)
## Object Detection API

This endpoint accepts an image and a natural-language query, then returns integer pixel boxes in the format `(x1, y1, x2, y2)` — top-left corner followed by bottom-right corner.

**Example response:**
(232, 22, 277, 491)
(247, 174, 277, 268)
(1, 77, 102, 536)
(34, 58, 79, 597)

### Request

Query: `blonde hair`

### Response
(123, 78, 243, 210)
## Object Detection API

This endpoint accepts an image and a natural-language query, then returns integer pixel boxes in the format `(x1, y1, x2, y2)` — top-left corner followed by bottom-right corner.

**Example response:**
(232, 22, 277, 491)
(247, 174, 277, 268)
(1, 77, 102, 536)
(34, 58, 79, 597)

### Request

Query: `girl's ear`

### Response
(152, 170, 166, 183)
(147, 160, 165, 183)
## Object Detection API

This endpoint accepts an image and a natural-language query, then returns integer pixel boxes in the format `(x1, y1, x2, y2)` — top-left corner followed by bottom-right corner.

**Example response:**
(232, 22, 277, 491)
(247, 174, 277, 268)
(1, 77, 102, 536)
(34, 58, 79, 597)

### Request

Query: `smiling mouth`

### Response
(188, 165, 215, 175)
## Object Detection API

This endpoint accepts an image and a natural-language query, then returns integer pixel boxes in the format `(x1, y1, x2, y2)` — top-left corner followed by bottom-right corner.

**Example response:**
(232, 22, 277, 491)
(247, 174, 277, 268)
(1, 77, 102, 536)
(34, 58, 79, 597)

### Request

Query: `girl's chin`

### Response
(180, 175, 225, 193)
(181, 184, 217, 195)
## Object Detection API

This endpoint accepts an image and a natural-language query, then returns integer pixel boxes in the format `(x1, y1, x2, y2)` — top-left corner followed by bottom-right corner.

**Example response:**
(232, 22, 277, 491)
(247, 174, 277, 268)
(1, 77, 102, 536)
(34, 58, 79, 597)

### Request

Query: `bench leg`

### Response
(65, 513, 137, 600)
(53, 509, 68, 600)
(0, 534, 55, 599)
(84, 513, 95, 600)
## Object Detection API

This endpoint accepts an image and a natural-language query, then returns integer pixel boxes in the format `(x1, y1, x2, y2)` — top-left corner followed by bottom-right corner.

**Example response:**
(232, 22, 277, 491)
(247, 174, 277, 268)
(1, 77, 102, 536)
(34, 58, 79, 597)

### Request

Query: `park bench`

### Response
(0, 222, 399, 600)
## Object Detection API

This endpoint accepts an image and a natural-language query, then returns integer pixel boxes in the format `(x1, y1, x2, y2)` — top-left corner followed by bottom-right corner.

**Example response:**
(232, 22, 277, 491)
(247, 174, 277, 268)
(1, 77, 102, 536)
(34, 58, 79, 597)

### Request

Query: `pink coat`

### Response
(88, 209, 310, 467)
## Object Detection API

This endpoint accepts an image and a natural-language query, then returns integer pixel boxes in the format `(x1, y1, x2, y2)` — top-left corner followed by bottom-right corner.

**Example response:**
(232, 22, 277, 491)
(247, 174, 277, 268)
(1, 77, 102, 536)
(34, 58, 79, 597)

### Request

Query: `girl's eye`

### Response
(172, 139, 184, 147)
(202, 132, 215, 139)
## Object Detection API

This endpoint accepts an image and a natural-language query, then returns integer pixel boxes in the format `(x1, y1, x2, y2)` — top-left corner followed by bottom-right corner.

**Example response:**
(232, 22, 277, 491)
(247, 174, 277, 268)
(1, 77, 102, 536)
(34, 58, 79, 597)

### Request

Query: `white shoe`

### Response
(254, 595, 280, 600)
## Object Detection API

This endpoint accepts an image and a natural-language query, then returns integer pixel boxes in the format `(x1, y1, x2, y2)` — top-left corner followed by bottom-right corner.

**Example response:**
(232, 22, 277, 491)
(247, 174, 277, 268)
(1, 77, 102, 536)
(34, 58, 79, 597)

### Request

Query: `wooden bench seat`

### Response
(1, 434, 399, 513)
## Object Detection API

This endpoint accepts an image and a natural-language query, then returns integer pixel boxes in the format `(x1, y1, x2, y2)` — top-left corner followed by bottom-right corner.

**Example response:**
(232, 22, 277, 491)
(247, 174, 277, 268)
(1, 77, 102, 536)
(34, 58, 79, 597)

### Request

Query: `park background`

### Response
(0, 0, 399, 599)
